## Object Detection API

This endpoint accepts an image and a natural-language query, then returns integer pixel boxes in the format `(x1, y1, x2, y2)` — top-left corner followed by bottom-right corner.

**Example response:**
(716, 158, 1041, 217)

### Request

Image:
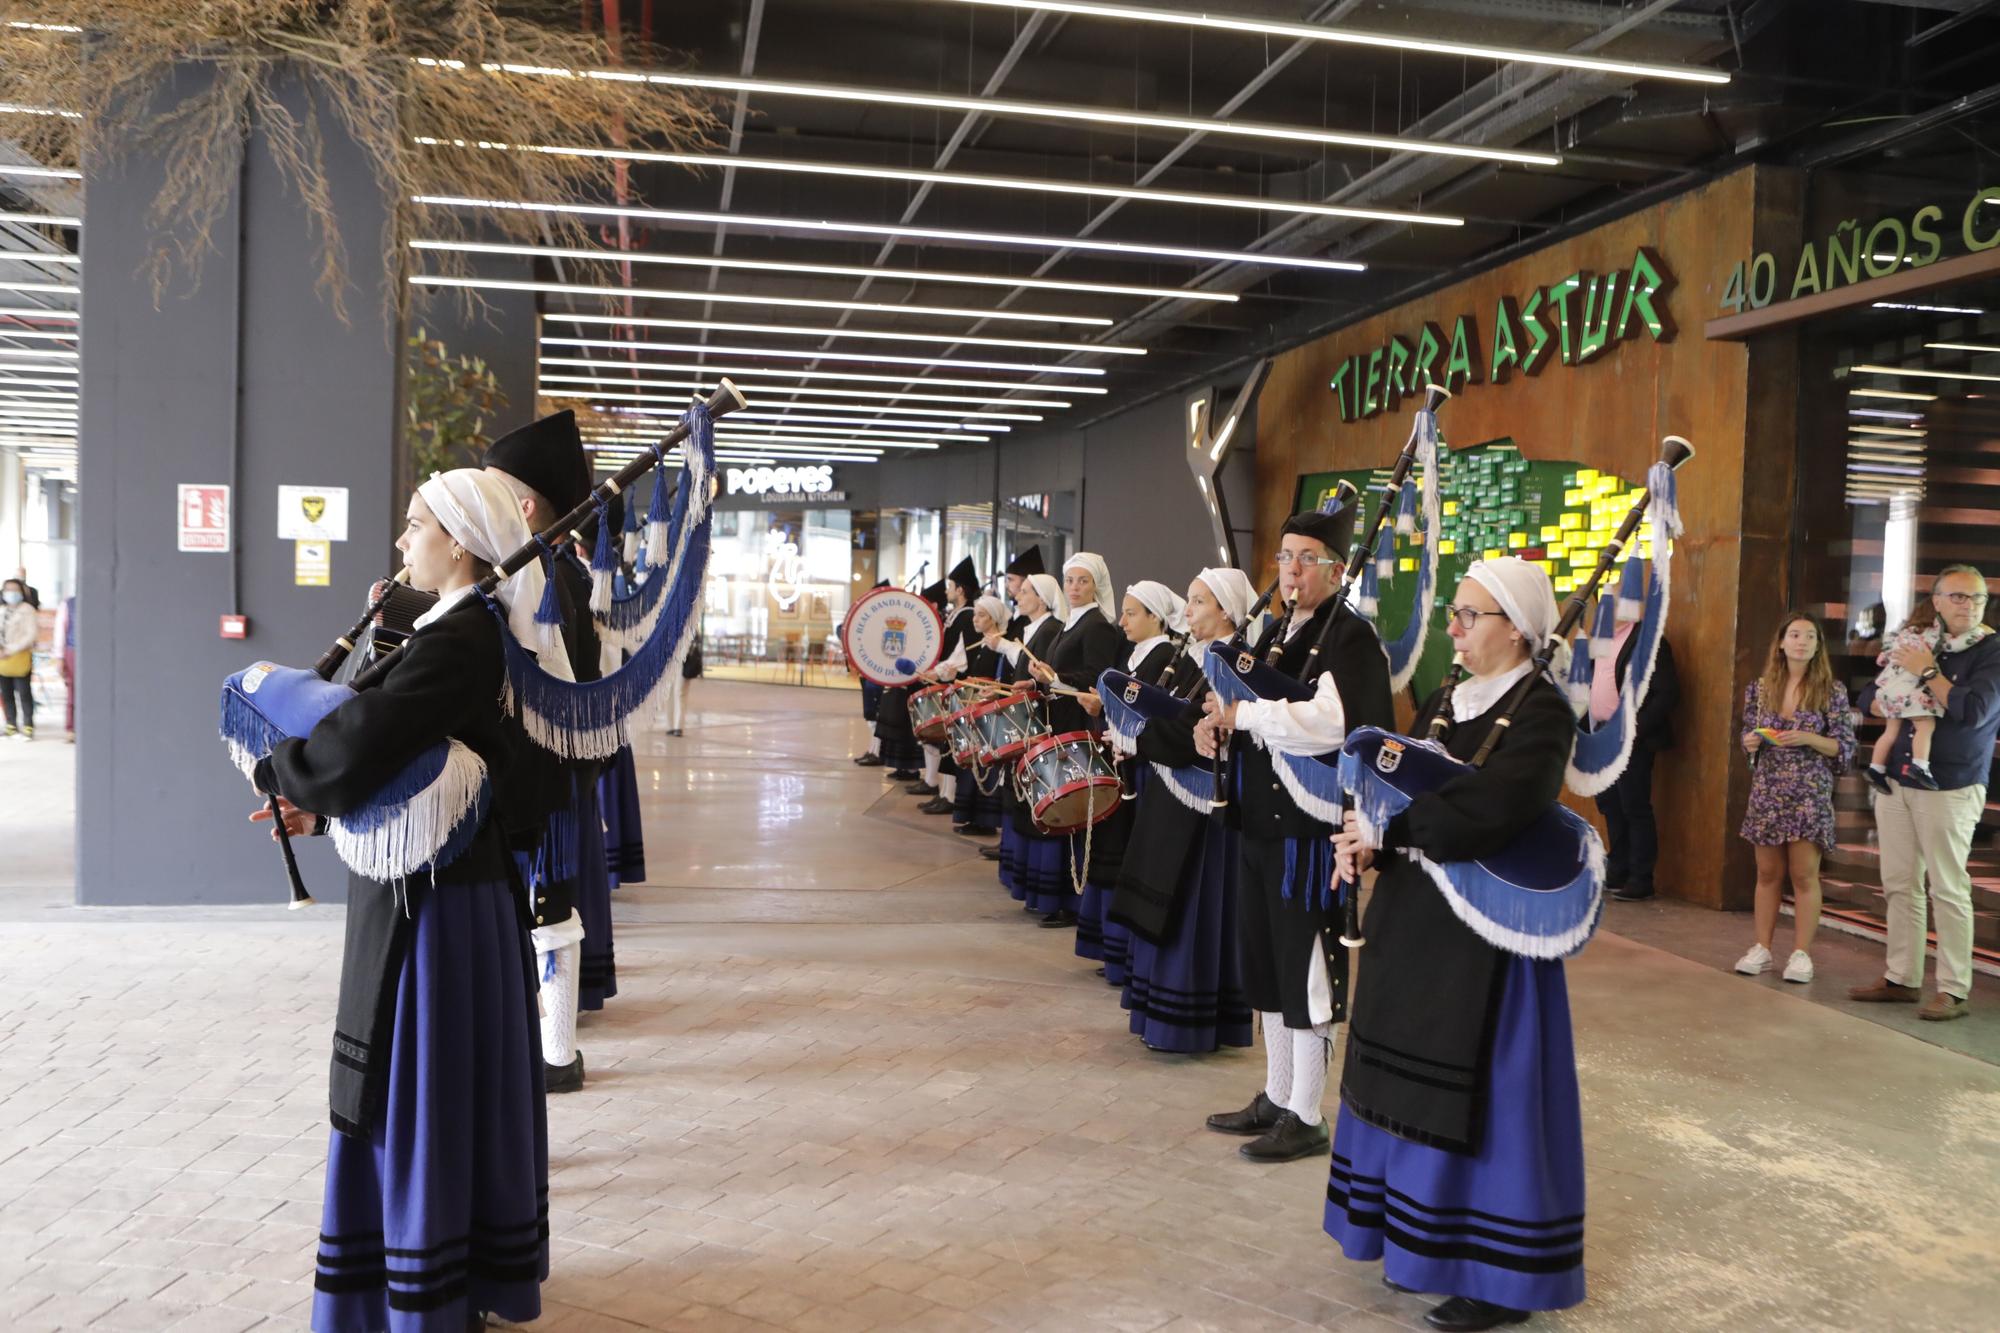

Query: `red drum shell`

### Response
(1018, 730, 1120, 834)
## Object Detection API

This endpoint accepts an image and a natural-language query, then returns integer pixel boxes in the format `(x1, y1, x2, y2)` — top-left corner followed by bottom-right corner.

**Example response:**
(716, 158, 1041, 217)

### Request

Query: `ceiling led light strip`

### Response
(416, 65, 1556, 170)
(941, 1, 1731, 84)
(412, 274, 1109, 328)
(0, 164, 81, 180)
(1850, 387, 1937, 402)
(540, 339, 1109, 382)
(413, 239, 1236, 303)
(0, 212, 80, 227)
(413, 148, 1458, 227)
(554, 386, 1040, 420)
(540, 372, 1071, 408)
(539, 313, 1141, 358)
(413, 195, 1365, 272)
(1855, 363, 2000, 384)
(0, 104, 81, 119)
(0, 348, 76, 360)
(0, 307, 78, 320)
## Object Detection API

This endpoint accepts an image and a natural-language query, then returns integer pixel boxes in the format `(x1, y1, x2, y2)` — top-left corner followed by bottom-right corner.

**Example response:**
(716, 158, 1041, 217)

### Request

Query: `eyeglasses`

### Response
(1938, 591, 1990, 607)
(1274, 550, 1331, 568)
(1443, 604, 1511, 631)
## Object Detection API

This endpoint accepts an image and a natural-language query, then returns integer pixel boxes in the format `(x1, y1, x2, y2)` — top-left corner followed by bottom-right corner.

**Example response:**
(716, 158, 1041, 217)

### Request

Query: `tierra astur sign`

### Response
(1717, 183, 2000, 313)
(1329, 248, 1676, 424)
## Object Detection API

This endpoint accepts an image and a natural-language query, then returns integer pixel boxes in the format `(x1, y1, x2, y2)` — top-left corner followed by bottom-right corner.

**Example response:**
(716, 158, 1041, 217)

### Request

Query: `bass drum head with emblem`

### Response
(841, 586, 946, 686)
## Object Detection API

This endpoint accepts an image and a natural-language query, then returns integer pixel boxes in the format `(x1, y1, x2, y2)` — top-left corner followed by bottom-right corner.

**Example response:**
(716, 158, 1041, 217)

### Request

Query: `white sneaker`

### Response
(1782, 951, 1814, 984)
(1734, 944, 1773, 975)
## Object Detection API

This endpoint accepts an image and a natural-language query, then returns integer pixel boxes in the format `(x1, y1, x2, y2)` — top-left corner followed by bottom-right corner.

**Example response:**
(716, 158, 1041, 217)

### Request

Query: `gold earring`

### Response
(452, 546, 464, 562)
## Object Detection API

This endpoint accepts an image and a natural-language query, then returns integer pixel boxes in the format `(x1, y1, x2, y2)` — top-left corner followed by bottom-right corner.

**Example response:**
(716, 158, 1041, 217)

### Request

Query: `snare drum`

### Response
(945, 700, 988, 767)
(1017, 731, 1121, 834)
(962, 687, 1045, 766)
(909, 682, 962, 744)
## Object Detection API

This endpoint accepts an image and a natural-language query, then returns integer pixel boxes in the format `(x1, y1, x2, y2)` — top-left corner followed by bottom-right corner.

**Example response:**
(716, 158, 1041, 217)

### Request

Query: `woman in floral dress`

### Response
(1735, 611, 1855, 985)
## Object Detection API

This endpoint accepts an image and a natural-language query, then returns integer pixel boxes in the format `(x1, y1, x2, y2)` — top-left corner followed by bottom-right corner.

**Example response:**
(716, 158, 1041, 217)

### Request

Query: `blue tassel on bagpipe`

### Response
(589, 497, 616, 615)
(533, 538, 563, 627)
(1565, 629, 1594, 716)
(1373, 523, 1395, 582)
(600, 457, 695, 640)
(1357, 546, 1382, 620)
(1395, 477, 1418, 537)
(1567, 458, 1681, 797)
(1615, 552, 1646, 623)
(1279, 835, 1335, 910)
(1378, 408, 1441, 694)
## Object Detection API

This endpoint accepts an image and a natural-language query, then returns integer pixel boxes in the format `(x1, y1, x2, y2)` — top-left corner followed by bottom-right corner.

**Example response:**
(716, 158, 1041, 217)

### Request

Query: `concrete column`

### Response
(78, 70, 401, 905)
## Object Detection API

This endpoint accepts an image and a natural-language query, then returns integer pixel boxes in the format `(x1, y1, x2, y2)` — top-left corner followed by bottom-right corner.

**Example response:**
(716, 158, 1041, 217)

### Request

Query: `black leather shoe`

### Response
(1239, 1110, 1330, 1162)
(979, 845, 1003, 861)
(920, 797, 954, 815)
(854, 753, 885, 767)
(545, 1052, 585, 1094)
(887, 769, 921, 781)
(1903, 765, 1941, 790)
(1383, 1275, 1424, 1295)
(955, 824, 996, 837)
(1205, 1091, 1282, 1136)
(907, 781, 939, 796)
(1610, 885, 1654, 902)
(1863, 765, 1892, 794)
(1423, 1297, 1529, 1331)
(1038, 909, 1077, 928)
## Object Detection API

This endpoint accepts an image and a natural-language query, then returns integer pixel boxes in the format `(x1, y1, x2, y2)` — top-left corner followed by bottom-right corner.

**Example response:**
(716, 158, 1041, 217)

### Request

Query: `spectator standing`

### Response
(1591, 593, 1680, 901)
(1850, 566, 2000, 1021)
(56, 593, 73, 739)
(1735, 612, 1855, 984)
(0, 578, 35, 738)
(1865, 600, 1951, 791)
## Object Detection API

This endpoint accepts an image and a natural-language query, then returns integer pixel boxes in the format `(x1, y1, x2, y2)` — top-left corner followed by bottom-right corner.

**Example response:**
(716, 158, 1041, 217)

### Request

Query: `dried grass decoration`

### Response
(0, 2, 717, 316)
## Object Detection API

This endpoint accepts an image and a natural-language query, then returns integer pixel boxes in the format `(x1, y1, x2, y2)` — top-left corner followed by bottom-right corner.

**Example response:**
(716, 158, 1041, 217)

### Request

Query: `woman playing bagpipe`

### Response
(994, 572, 1065, 898)
(1021, 553, 1128, 926)
(1326, 556, 1594, 1331)
(1074, 579, 1185, 977)
(1109, 567, 1259, 1054)
(925, 593, 1012, 837)
(252, 468, 567, 1332)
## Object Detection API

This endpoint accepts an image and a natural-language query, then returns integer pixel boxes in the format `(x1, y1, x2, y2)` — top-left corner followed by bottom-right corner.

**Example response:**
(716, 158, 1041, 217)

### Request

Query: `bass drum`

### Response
(1018, 730, 1121, 834)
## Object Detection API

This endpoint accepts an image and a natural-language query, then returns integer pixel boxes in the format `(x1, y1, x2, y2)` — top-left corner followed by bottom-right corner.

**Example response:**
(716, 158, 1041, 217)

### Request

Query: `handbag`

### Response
(0, 647, 29, 678)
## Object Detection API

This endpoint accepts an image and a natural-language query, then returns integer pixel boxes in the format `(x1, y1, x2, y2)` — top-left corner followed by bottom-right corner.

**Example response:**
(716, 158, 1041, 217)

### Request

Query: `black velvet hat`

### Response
(947, 556, 980, 602)
(921, 580, 948, 611)
(1005, 545, 1045, 578)
(1280, 505, 1356, 558)
(481, 410, 591, 519)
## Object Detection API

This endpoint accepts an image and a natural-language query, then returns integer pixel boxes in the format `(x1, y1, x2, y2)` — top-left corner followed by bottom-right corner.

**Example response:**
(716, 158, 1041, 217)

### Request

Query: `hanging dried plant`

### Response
(0, 1, 718, 317)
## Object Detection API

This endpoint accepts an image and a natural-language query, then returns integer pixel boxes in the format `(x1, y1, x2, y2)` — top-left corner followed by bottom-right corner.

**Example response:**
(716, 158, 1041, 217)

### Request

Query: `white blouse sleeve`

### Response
(1233, 670, 1348, 756)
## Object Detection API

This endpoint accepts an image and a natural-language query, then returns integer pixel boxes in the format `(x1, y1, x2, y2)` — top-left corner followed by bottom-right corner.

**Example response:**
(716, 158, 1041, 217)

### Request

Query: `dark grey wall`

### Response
(78, 76, 400, 905)
(873, 391, 1249, 594)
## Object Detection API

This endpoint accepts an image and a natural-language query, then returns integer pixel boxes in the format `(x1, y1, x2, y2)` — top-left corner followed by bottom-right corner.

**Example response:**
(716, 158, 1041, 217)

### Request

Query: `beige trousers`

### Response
(1874, 780, 1984, 1000)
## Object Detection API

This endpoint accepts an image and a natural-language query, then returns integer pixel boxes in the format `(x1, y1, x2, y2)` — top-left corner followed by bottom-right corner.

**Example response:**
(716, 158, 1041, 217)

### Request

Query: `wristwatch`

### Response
(1918, 666, 1941, 684)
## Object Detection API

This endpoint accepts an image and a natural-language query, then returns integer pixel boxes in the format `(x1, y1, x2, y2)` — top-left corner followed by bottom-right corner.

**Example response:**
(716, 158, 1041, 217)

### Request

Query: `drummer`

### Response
(929, 593, 1012, 838)
(992, 572, 1066, 887)
(1193, 504, 1394, 1164)
(1021, 554, 1127, 928)
(1112, 567, 1260, 1054)
(1003, 545, 1045, 639)
(915, 559, 983, 818)
(1075, 580, 1186, 979)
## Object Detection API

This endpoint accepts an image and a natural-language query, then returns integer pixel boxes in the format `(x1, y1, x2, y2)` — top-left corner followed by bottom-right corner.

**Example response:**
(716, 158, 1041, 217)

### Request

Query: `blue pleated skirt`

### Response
(998, 820, 1027, 901)
(1324, 957, 1586, 1313)
(1075, 881, 1132, 983)
(573, 781, 617, 1011)
(1123, 822, 1254, 1053)
(597, 745, 646, 890)
(1022, 831, 1081, 917)
(312, 877, 549, 1333)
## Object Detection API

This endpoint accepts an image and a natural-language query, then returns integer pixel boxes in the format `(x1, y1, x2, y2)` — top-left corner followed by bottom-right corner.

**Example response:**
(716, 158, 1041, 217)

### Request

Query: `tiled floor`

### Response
(3, 682, 1998, 1330)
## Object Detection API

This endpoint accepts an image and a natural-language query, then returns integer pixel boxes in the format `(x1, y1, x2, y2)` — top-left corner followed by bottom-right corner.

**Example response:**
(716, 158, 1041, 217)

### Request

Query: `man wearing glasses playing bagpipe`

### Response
(1193, 502, 1395, 1164)
(1326, 557, 1600, 1331)
(246, 468, 568, 1330)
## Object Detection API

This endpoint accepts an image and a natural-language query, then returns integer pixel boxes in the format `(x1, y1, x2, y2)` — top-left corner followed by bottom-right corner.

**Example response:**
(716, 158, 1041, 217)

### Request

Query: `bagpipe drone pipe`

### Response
(1201, 383, 1451, 830)
(1334, 432, 1695, 958)
(218, 380, 747, 901)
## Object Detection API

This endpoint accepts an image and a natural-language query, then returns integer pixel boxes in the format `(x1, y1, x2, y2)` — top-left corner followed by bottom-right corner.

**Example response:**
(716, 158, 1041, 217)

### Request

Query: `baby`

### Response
(1867, 600, 1951, 790)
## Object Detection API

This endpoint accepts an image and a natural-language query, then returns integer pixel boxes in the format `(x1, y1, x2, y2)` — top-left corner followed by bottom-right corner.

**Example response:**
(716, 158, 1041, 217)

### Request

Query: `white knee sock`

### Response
(940, 773, 958, 803)
(539, 943, 581, 1067)
(923, 747, 941, 784)
(1262, 1011, 1292, 1106)
(1287, 1023, 1331, 1126)
(867, 735, 881, 756)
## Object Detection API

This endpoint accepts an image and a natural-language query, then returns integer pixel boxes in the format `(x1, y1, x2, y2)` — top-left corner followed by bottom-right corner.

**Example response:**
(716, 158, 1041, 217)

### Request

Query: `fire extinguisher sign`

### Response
(178, 484, 231, 554)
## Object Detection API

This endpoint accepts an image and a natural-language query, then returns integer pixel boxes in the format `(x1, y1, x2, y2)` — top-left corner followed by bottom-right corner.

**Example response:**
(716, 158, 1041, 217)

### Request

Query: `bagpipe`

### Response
(1097, 648, 1220, 816)
(1335, 433, 1694, 959)
(218, 380, 747, 904)
(1202, 384, 1451, 826)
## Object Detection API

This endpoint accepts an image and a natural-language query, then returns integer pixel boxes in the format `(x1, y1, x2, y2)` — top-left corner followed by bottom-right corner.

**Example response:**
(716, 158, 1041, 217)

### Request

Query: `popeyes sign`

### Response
(1329, 247, 1677, 425)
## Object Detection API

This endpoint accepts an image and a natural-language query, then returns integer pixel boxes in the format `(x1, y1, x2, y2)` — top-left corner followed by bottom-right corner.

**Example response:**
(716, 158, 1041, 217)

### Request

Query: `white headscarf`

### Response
(1063, 552, 1116, 625)
(1023, 573, 1062, 621)
(418, 469, 576, 682)
(973, 594, 1010, 633)
(1467, 556, 1558, 659)
(1126, 580, 1187, 635)
(1194, 567, 1257, 634)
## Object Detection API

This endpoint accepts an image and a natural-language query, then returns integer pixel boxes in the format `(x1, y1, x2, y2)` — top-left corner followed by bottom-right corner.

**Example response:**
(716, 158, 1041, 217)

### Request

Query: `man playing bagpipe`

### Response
(1194, 503, 1395, 1164)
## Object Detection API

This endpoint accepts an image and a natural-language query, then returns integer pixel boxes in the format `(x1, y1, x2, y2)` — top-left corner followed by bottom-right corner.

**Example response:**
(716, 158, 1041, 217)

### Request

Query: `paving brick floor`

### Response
(2, 682, 1998, 1330)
